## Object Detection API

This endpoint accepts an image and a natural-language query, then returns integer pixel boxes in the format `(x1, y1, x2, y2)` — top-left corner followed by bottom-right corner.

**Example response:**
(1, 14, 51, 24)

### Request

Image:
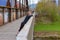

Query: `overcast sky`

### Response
(28, 0, 39, 4)
(31, 0, 39, 4)
(17, 0, 39, 4)
(0, 0, 39, 6)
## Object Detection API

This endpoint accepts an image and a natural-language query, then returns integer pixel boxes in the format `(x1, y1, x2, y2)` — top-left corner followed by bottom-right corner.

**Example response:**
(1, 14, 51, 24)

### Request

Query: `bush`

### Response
(35, 2, 59, 23)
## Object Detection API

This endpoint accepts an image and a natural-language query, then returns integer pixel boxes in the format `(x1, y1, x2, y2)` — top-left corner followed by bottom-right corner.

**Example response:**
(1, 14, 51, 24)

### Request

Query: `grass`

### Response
(34, 21, 60, 32)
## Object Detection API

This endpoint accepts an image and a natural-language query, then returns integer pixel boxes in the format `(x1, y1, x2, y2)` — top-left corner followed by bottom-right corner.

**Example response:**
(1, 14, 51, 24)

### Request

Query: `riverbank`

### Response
(34, 31, 60, 40)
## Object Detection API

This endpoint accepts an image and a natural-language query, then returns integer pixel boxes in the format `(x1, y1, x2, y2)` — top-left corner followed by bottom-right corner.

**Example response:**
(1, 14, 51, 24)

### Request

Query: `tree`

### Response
(35, 1, 59, 24)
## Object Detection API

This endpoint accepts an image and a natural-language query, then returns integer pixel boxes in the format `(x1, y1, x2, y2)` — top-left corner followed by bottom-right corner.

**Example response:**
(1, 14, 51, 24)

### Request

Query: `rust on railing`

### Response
(0, 0, 29, 26)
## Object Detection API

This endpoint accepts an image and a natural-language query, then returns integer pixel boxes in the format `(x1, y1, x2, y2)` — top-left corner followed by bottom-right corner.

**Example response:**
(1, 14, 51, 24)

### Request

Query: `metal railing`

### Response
(0, 0, 29, 26)
(0, 6, 27, 26)
(16, 13, 35, 40)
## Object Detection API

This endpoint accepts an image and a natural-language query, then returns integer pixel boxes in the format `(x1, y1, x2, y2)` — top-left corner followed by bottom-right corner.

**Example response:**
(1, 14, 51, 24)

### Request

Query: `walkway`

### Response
(0, 16, 25, 40)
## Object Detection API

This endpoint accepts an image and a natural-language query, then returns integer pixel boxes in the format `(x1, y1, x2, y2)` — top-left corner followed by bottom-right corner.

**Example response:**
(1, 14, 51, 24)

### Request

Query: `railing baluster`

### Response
(3, 8, 4, 24)
(8, 8, 11, 22)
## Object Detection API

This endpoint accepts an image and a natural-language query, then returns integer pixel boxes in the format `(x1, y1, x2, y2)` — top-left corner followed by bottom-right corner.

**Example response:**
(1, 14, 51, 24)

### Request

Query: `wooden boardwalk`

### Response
(0, 17, 25, 40)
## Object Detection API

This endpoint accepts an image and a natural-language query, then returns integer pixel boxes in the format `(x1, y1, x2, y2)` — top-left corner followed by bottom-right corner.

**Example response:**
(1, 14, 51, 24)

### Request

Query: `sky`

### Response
(30, 0, 59, 6)
(0, 0, 59, 6)
(28, 0, 39, 4)
(56, 0, 58, 6)
(17, 0, 39, 4)
(0, 0, 39, 6)
(0, 0, 7, 6)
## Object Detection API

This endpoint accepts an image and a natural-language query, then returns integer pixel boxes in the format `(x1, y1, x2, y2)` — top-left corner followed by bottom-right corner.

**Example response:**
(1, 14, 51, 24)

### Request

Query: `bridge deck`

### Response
(0, 17, 25, 40)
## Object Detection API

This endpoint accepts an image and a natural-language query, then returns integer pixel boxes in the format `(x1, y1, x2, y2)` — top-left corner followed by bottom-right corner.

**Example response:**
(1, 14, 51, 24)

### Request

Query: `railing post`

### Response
(26, 0, 29, 11)
(3, 8, 4, 24)
(15, 0, 18, 19)
(6, 0, 11, 22)
(8, 8, 11, 22)
(16, 9, 18, 19)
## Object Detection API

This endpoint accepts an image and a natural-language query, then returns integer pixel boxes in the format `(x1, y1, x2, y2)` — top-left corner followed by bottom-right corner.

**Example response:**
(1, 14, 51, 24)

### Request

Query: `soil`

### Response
(33, 31, 60, 40)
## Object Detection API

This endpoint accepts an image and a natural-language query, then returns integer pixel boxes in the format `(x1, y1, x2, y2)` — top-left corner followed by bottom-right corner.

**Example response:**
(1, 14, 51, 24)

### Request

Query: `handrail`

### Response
(16, 13, 35, 40)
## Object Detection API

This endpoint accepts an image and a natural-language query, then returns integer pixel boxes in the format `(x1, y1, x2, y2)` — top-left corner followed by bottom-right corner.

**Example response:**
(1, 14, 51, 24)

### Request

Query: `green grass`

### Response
(34, 21, 60, 32)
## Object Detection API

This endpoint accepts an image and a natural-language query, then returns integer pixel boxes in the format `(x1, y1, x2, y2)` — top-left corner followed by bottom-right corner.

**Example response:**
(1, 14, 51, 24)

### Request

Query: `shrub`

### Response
(35, 2, 59, 23)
